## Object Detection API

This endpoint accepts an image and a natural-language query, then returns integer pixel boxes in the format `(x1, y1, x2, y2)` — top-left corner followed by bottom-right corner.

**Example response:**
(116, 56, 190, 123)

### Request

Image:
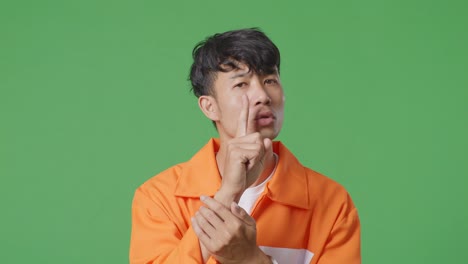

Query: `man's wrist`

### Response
(214, 187, 243, 207)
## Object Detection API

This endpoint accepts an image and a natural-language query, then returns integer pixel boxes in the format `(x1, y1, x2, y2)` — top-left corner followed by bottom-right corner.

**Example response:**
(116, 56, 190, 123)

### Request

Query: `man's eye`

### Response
(265, 79, 278, 85)
(235, 82, 247, 88)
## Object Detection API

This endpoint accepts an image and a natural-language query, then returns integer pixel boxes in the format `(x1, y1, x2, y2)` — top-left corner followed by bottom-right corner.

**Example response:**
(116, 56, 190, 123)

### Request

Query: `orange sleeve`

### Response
(315, 208, 361, 264)
(129, 188, 203, 264)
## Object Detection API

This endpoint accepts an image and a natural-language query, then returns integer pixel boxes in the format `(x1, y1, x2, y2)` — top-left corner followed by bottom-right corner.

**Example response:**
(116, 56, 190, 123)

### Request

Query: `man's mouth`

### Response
(255, 111, 275, 126)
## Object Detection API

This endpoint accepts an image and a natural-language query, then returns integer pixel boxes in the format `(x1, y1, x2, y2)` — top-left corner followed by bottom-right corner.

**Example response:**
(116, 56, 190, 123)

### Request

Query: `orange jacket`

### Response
(130, 139, 361, 263)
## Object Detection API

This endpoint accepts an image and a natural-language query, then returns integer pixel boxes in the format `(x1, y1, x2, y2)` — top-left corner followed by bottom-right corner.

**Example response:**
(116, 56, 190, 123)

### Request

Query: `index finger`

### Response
(236, 94, 249, 137)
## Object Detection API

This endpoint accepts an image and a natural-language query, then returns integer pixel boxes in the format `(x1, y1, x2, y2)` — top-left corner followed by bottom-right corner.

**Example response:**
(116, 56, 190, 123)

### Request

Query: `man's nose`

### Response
(249, 79, 271, 106)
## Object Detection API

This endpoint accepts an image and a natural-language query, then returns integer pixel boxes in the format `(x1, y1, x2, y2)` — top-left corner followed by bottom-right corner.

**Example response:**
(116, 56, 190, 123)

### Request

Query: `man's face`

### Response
(210, 63, 285, 140)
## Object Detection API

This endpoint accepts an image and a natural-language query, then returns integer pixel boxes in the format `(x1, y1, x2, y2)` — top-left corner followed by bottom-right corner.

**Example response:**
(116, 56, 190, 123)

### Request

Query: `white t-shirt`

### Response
(238, 153, 278, 215)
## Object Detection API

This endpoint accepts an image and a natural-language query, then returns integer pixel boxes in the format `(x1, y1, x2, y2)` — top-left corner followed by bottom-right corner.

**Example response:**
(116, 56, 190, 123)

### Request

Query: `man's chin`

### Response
(259, 129, 280, 141)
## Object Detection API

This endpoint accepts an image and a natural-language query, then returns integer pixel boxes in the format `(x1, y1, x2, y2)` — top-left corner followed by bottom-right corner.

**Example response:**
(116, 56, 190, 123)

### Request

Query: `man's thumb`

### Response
(263, 138, 273, 155)
(231, 202, 255, 225)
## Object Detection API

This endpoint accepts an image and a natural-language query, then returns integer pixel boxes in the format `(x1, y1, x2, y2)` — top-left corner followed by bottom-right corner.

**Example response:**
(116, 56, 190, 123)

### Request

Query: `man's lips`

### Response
(255, 111, 276, 126)
(255, 111, 275, 120)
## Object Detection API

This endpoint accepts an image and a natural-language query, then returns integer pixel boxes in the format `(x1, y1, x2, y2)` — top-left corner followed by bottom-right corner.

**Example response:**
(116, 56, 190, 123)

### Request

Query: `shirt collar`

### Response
(174, 138, 310, 209)
(174, 138, 222, 198)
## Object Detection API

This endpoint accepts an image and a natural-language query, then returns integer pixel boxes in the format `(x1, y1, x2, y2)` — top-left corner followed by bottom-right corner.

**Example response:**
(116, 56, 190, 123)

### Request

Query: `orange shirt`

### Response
(129, 139, 361, 264)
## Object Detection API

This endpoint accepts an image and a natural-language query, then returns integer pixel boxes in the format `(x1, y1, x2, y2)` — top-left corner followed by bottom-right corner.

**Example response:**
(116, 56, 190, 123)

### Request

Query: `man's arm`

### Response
(191, 95, 273, 263)
(129, 189, 203, 264)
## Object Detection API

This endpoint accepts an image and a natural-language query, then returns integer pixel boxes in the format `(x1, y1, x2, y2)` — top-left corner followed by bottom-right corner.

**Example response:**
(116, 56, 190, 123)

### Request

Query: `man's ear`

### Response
(198, 95, 220, 121)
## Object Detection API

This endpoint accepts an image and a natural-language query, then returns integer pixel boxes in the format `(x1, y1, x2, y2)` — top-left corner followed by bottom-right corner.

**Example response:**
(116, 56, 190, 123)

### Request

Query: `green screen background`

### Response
(1, 0, 467, 263)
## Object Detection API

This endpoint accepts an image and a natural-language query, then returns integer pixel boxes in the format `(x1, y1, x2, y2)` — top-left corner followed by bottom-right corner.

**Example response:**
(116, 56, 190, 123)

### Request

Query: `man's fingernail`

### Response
(200, 195, 207, 201)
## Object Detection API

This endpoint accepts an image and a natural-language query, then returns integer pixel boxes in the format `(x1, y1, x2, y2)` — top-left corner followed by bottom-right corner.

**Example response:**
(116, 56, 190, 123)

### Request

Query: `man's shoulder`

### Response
(135, 138, 221, 201)
(302, 166, 356, 210)
(136, 162, 188, 198)
(304, 167, 346, 192)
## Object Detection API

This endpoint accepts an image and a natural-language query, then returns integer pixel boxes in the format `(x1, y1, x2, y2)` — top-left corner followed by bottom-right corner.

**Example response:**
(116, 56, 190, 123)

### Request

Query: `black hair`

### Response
(189, 28, 281, 97)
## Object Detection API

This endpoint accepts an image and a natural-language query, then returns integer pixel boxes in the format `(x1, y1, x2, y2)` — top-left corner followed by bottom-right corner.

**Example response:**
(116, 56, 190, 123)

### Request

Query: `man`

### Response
(129, 28, 361, 264)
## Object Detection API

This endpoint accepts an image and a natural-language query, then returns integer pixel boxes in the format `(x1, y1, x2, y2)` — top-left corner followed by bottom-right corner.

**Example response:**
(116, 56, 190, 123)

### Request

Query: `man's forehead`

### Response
(229, 68, 252, 79)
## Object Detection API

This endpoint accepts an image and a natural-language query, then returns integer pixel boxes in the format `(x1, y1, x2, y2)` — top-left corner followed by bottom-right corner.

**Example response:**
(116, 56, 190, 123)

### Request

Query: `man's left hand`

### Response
(191, 195, 270, 264)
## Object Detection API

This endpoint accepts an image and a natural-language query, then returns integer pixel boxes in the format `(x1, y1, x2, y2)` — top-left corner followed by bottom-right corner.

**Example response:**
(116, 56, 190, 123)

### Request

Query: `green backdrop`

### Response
(1, 0, 467, 263)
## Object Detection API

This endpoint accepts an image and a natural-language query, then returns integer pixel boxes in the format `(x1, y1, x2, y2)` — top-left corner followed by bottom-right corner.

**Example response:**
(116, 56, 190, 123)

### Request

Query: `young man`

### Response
(129, 28, 361, 264)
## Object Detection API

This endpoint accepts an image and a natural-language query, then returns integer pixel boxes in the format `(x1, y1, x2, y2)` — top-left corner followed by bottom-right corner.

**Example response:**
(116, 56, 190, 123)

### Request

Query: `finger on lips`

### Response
(236, 94, 249, 137)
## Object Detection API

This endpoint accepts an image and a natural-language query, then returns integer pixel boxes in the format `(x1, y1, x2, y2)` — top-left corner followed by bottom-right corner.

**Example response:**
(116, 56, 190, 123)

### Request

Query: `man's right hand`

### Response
(216, 94, 273, 205)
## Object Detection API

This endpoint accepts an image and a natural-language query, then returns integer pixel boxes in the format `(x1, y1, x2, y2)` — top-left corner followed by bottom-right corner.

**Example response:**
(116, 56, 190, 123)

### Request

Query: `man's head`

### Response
(190, 28, 281, 97)
(189, 28, 285, 141)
